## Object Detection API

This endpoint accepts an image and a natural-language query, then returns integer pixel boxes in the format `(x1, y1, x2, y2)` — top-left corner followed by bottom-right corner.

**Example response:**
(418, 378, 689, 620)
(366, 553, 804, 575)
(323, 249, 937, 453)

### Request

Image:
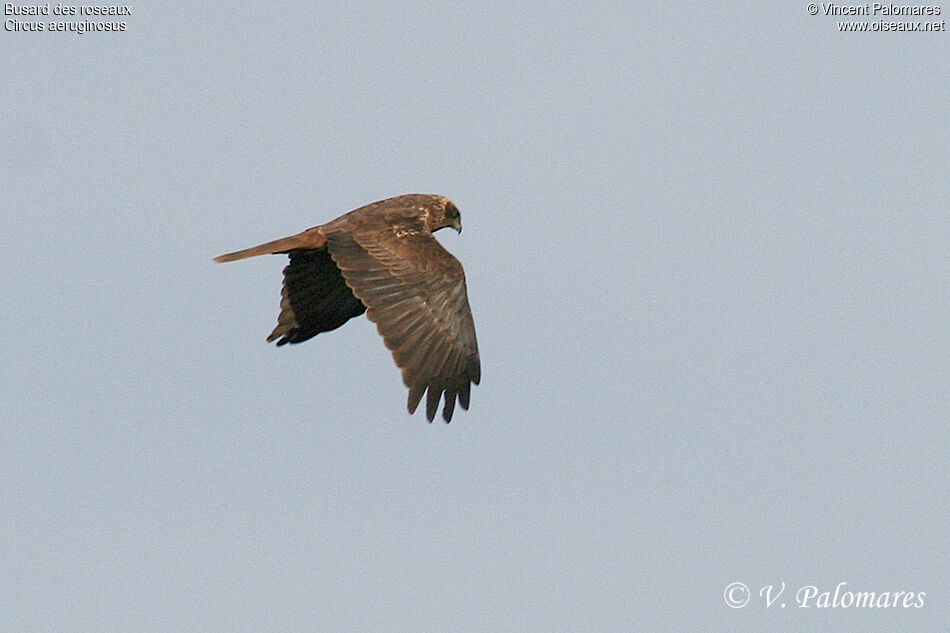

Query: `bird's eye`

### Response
(447, 205, 459, 218)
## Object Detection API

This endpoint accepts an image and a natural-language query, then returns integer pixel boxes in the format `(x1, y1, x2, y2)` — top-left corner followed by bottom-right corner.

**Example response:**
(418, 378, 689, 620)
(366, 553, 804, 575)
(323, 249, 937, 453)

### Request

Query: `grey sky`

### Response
(1, 2, 947, 631)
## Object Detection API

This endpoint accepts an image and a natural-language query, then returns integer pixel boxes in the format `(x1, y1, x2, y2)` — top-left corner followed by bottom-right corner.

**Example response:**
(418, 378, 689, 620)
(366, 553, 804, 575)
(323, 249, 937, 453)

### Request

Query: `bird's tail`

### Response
(213, 228, 327, 263)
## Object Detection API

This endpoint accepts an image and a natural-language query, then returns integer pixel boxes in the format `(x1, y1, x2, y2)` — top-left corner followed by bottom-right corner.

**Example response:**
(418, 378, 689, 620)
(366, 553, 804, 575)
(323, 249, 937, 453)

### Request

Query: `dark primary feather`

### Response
(267, 248, 365, 345)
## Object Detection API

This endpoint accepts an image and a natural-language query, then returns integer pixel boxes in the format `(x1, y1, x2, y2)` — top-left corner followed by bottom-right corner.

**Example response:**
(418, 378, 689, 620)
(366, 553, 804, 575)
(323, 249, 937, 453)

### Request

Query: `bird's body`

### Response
(215, 194, 480, 422)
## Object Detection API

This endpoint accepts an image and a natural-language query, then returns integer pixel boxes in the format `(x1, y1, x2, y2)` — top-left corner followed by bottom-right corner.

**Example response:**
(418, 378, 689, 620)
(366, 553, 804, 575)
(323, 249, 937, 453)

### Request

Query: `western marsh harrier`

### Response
(214, 194, 480, 423)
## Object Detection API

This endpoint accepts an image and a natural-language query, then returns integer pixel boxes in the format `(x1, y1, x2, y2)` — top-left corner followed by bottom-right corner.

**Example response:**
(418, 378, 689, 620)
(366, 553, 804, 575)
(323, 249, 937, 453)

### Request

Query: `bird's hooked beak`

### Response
(439, 197, 462, 233)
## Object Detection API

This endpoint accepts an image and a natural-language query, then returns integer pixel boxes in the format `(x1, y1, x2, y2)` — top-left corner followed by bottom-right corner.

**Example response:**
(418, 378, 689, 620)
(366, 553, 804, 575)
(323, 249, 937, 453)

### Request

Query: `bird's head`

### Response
(430, 196, 462, 234)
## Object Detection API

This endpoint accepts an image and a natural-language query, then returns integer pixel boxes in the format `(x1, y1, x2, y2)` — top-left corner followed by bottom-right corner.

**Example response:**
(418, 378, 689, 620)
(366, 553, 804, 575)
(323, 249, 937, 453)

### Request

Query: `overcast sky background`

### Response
(1, 3, 947, 631)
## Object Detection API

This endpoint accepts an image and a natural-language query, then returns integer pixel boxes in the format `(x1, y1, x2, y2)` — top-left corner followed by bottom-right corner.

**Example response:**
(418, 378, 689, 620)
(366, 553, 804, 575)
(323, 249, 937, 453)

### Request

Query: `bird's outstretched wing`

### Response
(214, 227, 365, 344)
(267, 248, 366, 345)
(326, 228, 480, 422)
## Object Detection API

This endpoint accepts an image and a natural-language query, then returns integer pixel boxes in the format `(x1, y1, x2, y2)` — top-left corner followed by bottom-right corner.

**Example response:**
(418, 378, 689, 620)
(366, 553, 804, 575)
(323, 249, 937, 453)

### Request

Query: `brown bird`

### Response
(214, 194, 480, 423)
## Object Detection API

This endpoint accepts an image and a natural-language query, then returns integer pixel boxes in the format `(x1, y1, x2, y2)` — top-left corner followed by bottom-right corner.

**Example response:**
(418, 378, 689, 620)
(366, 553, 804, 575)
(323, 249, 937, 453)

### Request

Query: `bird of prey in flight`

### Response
(214, 194, 480, 423)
